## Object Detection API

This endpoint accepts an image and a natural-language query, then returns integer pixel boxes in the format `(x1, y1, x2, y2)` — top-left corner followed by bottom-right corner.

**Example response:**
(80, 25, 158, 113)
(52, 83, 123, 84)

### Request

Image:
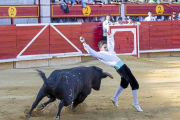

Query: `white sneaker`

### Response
(111, 98, 119, 107)
(132, 103, 143, 112)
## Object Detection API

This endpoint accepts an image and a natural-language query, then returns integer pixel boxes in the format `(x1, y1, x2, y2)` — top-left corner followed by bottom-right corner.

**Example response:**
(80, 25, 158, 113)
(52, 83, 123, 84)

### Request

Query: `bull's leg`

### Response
(37, 95, 56, 111)
(72, 94, 87, 110)
(53, 99, 64, 120)
(25, 90, 46, 119)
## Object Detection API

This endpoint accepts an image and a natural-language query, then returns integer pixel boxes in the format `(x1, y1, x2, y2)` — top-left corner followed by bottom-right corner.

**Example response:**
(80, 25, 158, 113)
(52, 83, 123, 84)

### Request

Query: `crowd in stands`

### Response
(51, 0, 180, 23)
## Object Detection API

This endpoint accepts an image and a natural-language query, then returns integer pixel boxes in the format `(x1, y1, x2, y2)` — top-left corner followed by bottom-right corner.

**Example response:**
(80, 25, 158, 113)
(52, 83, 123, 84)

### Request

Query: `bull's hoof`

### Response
(53, 115, 60, 120)
(71, 108, 77, 113)
(37, 104, 45, 111)
(24, 114, 30, 119)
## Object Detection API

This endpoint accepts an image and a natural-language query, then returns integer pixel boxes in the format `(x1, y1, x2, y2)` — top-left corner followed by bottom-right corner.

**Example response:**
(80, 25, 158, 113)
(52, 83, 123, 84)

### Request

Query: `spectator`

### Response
(114, 17, 123, 25)
(144, 11, 156, 21)
(53, 0, 69, 23)
(155, 16, 165, 21)
(127, 17, 134, 25)
(103, 14, 113, 41)
(169, 11, 179, 20)
(137, 16, 144, 21)
(77, 17, 84, 22)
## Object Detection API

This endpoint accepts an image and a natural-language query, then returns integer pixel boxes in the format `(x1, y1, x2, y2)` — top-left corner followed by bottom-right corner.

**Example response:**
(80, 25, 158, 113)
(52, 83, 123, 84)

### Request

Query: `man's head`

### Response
(173, 11, 177, 17)
(105, 14, 111, 22)
(118, 17, 123, 24)
(148, 11, 152, 17)
(98, 40, 108, 51)
(128, 17, 133, 24)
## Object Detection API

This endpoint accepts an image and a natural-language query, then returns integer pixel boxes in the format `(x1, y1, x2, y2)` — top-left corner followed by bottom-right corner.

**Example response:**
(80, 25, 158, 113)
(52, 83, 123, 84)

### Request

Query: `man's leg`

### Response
(122, 65, 143, 112)
(111, 77, 129, 107)
(132, 90, 143, 112)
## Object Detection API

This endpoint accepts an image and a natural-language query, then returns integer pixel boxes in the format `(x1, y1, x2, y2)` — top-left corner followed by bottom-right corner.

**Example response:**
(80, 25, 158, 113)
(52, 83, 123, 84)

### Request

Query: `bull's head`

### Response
(91, 66, 113, 90)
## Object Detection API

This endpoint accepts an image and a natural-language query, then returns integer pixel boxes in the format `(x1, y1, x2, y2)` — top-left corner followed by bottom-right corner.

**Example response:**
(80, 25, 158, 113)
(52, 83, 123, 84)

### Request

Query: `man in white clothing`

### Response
(144, 11, 155, 21)
(79, 36, 143, 112)
(102, 14, 113, 41)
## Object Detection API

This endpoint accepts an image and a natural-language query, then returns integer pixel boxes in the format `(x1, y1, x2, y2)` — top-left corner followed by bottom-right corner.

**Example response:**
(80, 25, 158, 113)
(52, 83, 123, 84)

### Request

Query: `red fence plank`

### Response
(0, 25, 17, 59)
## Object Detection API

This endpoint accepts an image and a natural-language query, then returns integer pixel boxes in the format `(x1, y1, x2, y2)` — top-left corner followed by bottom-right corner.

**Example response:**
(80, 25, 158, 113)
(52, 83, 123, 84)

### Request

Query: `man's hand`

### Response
(80, 36, 85, 43)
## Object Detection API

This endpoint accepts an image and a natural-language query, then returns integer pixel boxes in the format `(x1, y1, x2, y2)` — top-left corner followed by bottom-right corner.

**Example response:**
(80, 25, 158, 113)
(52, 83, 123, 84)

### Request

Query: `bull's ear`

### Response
(93, 66, 102, 71)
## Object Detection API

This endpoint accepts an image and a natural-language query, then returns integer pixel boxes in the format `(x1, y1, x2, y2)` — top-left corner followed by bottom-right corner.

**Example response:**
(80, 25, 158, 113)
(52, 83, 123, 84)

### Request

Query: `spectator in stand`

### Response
(54, 0, 76, 23)
(155, 16, 165, 21)
(77, 17, 84, 22)
(127, 17, 134, 25)
(103, 14, 113, 41)
(137, 16, 144, 21)
(144, 11, 156, 21)
(169, 11, 179, 20)
(114, 17, 123, 25)
(109, 0, 121, 22)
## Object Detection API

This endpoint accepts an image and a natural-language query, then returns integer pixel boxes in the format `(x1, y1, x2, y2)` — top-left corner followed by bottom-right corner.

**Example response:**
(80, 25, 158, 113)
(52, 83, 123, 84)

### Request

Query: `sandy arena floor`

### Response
(1, 55, 180, 120)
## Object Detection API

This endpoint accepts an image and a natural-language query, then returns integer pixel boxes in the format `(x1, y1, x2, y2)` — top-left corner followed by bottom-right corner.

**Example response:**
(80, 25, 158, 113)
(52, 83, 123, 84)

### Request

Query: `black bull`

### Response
(25, 66, 113, 120)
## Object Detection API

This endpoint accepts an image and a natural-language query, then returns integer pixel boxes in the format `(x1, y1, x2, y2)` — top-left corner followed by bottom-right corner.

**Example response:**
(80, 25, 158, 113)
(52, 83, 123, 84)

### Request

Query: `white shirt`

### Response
(103, 20, 112, 36)
(83, 36, 122, 67)
(144, 16, 155, 21)
(114, 22, 123, 25)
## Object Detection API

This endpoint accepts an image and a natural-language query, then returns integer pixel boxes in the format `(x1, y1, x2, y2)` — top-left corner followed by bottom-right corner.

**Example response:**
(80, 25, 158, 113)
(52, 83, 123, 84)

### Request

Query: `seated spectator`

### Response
(127, 17, 134, 25)
(155, 16, 165, 21)
(123, 0, 129, 2)
(144, 11, 156, 21)
(95, 0, 108, 6)
(77, 17, 84, 22)
(114, 17, 123, 25)
(136, 16, 144, 21)
(53, 0, 69, 23)
(130, 0, 143, 4)
(103, 14, 113, 41)
(169, 11, 179, 20)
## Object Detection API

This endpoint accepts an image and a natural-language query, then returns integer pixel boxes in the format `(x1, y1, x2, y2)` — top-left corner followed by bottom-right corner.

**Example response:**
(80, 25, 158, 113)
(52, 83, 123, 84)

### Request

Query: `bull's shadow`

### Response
(25, 66, 113, 120)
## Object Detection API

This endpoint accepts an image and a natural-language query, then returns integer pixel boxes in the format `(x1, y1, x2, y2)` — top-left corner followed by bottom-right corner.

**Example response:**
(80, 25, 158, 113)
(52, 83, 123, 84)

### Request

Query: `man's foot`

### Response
(111, 97, 119, 107)
(132, 103, 143, 112)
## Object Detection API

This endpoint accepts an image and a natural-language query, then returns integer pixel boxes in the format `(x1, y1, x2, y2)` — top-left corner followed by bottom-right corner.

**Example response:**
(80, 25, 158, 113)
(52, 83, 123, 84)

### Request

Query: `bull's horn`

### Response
(102, 71, 113, 79)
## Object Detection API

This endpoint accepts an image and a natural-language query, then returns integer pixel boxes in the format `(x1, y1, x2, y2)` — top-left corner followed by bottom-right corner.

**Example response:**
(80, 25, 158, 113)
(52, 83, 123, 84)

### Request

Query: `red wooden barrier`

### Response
(1, 21, 180, 61)
(0, 25, 17, 59)
(0, 5, 39, 18)
(16, 25, 50, 56)
(51, 4, 120, 18)
(82, 22, 103, 52)
(125, 4, 180, 16)
(139, 20, 180, 51)
(50, 24, 81, 54)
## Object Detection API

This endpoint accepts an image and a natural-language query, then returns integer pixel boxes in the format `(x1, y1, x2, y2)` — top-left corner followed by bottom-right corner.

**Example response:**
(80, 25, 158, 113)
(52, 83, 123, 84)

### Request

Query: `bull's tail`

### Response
(36, 69, 50, 88)
(36, 69, 63, 89)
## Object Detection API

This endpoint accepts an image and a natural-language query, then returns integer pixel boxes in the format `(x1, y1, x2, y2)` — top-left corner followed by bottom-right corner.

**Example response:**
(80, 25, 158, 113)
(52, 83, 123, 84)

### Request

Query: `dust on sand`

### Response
(0, 55, 180, 120)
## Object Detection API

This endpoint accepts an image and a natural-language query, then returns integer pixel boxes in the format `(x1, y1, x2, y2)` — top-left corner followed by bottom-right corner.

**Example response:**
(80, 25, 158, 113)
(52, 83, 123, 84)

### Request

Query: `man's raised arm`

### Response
(80, 36, 102, 59)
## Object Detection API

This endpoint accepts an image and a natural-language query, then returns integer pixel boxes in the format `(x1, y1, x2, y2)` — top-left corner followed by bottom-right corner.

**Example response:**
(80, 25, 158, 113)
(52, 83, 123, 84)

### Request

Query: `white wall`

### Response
(40, 0, 51, 23)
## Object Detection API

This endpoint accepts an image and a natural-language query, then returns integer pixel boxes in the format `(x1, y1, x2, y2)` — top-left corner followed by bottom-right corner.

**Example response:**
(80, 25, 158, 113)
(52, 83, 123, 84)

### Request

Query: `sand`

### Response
(0, 55, 180, 120)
